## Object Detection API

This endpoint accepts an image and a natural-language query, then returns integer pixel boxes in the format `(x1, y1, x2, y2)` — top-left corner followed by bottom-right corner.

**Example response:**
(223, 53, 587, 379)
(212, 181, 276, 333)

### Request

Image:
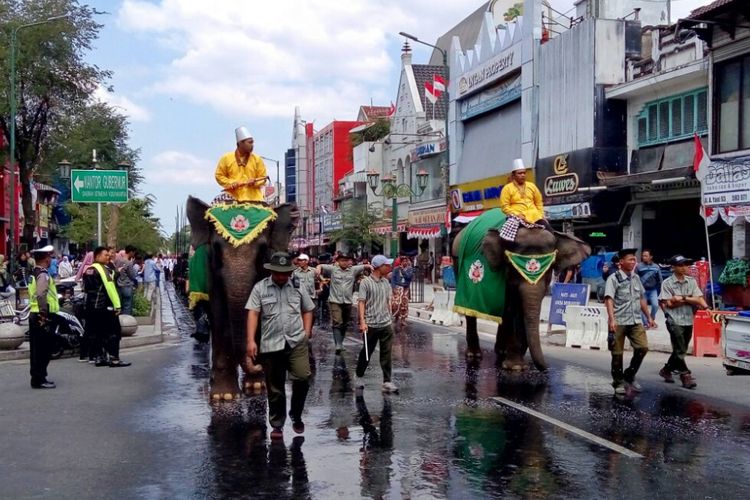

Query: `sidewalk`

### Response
(0, 293, 164, 363)
(409, 283, 679, 354)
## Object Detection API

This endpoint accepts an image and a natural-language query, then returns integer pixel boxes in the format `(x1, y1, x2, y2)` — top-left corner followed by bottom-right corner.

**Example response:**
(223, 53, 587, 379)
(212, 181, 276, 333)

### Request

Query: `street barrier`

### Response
(693, 309, 737, 357)
(432, 290, 463, 326)
(563, 306, 608, 350)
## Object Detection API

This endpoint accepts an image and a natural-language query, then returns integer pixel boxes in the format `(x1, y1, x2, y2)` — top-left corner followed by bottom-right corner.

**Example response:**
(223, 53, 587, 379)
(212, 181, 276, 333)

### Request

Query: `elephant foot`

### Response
(465, 349, 483, 361)
(211, 391, 241, 402)
(501, 358, 526, 372)
(242, 379, 266, 395)
(210, 370, 241, 402)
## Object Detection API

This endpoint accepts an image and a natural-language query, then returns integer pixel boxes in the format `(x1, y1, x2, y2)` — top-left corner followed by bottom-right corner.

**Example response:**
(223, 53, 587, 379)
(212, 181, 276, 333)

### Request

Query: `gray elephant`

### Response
(187, 196, 299, 400)
(452, 210, 590, 371)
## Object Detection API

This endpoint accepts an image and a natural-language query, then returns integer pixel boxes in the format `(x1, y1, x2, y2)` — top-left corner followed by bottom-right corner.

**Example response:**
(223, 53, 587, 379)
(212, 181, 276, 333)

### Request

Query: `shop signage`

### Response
(702, 160, 750, 207)
(544, 202, 591, 220)
(457, 44, 521, 97)
(451, 173, 537, 212)
(408, 206, 445, 226)
(410, 140, 445, 162)
(449, 188, 463, 211)
(548, 283, 590, 326)
(322, 212, 342, 232)
(460, 75, 521, 120)
(543, 154, 579, 197)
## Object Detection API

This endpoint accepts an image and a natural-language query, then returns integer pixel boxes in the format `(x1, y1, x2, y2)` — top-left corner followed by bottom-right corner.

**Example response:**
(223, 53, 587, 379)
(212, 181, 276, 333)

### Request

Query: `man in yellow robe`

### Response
(499, 158, 544, 223)
(215, 126, 268, 202)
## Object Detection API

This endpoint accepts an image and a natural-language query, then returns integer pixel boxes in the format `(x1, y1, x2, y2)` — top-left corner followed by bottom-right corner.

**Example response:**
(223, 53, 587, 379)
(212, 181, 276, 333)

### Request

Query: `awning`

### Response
(371, 223, 407, 235)
(407, 225, 441, 239)
(454, 210, 483, 224)
(33, 182, 61, 195)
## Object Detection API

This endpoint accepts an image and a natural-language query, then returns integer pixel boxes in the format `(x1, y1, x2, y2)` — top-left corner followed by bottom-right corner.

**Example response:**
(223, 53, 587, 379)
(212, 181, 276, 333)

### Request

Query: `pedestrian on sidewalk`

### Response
(658, 255, 708, 389)
(604, 248, 655, 395)
(142, 254, 157, 301)
(637, 249, 663, 329)
(356, 255, 398, 394)
(316, 254, 371, 354)
(28, 246, 59, 389)
(246, 252, 315, 440)
(115, 246, 138, 316)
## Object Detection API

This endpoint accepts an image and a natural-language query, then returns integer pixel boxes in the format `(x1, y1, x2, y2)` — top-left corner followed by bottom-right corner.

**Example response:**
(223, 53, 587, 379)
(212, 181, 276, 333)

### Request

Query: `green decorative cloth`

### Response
(505, 250, 557, 285)
(205, 203, 277, 248)
(454, 208, 507, 323)
(719, 259, 749, 286)
(188, 243, 210, 310)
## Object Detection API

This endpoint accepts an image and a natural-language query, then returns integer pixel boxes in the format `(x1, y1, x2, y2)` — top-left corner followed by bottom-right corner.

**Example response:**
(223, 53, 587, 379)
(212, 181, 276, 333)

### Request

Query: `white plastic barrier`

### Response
(432, 290, 463, 327)
(563, 305, 608, 350)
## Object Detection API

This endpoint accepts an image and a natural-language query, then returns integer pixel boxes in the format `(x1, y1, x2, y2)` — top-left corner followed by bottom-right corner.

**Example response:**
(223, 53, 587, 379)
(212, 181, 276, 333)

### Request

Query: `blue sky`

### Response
(82, 0, 704, 237)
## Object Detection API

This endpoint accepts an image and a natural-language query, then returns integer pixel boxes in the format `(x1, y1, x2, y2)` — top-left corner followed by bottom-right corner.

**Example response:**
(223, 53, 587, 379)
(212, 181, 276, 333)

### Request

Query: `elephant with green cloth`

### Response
(187, 196, 299, 401)
(452, 208, 591, 371)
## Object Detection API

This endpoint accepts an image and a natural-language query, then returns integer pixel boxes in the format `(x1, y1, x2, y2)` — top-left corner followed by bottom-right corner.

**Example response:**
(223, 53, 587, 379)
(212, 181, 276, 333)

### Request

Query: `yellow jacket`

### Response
(215, 151, 268, 202)
(499, 181, 544, 222)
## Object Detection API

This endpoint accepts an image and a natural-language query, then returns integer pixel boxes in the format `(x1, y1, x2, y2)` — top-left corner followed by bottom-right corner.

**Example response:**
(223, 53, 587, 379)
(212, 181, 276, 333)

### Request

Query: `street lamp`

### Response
(8, 13, 70, 275)
(367, 168, 429, 257)
(399, 31, 451, 257)
(57, 160, 72, 180)
(260, 155, 281, 206)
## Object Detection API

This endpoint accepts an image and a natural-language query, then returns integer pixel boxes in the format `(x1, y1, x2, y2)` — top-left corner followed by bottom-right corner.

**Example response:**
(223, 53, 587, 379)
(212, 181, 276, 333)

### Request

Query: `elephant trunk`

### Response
(519, 280, 549, 371)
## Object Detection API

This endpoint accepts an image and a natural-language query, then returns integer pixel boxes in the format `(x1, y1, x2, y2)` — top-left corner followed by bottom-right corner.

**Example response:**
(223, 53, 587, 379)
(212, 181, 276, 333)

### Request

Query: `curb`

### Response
(0, 293, 164, 363)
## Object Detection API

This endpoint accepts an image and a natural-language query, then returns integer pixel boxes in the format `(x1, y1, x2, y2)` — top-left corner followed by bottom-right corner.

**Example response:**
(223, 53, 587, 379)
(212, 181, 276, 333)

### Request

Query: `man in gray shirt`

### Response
(356, 255, 398, 393)
(604, 248, 655, 395)
(658, 255, 708, 389)
(293, 253, 316, 301)
(317, 254, 371, 353)
(115, 245, 138, 315)
(246, 252, 315, 440)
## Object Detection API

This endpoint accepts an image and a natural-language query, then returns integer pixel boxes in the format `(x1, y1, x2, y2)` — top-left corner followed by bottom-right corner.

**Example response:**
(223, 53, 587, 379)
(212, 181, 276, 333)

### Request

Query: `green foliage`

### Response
(0, 0, 112, 245)
(350, 118, 391, 147)
(330, 202, 384, 254)
(63, 196, 164, 252)
(132, 290, 151, 317)
(503, 2, 524, 22)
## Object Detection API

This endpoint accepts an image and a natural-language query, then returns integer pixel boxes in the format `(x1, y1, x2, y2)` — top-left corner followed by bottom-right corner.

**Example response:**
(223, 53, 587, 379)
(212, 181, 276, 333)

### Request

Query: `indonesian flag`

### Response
(425, 82, 438, 104)
(693, 134, 710, 182)
(433, 74, 446, 93)
(387, 101, 396, 117)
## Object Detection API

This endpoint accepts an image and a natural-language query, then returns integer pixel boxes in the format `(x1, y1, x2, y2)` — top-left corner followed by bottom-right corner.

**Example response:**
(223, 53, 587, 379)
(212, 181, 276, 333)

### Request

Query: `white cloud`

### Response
(145, 150, 214, 186)
(93, 85, 152, 122)
(117, 0, 475, 122)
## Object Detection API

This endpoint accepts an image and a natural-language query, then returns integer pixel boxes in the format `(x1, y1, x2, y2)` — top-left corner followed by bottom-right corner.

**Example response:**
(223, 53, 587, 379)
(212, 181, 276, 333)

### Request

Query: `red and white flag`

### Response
(424, 82, 438, 104)
(387, 101, 396, 117)
(433, 74, 446, 93)
(693, 134, 710, 182)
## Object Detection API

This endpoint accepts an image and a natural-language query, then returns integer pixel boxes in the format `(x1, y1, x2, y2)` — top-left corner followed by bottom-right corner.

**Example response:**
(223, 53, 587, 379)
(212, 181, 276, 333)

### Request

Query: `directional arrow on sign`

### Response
(74, 176, 84, 193)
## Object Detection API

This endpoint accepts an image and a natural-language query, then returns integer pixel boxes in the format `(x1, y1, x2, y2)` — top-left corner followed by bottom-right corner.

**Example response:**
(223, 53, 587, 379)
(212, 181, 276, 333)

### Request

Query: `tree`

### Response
(503, 2, 524, 22)
(0, 0, 110, 247)
(350, 118, 390, 148)
(330, 202, 384, 255)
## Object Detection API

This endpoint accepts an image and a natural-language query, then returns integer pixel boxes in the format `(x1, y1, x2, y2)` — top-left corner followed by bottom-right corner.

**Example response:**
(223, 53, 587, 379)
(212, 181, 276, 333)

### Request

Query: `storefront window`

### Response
(718, 60, 741, 152)
(410, 155, 444, 204)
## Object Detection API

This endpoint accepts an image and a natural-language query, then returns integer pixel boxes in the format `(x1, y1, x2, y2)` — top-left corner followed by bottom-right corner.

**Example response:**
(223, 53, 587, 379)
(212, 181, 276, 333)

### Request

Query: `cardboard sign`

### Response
(549, 283, 590, 326)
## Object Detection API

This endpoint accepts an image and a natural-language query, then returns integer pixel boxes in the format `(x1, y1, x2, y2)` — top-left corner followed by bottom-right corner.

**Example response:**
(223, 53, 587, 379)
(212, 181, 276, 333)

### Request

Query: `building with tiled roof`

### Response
(690, 0, 736, 19)
(356, 106, 391, 122)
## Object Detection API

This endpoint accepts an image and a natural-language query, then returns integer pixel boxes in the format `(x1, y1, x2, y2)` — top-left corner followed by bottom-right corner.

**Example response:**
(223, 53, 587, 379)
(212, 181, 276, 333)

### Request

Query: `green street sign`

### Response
(70, 169, 129, 203)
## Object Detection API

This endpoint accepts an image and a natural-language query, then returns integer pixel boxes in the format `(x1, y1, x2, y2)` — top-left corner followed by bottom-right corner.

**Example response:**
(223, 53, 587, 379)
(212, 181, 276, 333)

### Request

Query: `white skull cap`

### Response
(298, 253, 310, 261)
(512, 158, 526, 172)
(235, 126, 253, 142)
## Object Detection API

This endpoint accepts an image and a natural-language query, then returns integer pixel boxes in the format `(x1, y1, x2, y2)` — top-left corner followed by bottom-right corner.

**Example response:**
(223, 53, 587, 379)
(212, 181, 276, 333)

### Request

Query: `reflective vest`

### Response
(91, 263, 121, 309)
(29, 268, 59, 314)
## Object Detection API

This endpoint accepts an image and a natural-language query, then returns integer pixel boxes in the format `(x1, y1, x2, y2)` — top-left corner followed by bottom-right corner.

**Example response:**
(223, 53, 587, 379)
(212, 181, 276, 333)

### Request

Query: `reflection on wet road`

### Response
(134, 286, 750, 499)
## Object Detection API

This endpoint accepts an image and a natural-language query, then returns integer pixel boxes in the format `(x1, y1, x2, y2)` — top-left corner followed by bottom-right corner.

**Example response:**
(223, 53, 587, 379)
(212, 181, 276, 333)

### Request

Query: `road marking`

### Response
(490, 396, 644, 459)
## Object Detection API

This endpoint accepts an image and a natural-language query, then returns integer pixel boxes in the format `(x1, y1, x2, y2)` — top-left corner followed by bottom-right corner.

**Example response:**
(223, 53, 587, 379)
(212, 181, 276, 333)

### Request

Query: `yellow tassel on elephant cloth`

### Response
(204, 203, 277, 248)
(504, 250, 557, 285)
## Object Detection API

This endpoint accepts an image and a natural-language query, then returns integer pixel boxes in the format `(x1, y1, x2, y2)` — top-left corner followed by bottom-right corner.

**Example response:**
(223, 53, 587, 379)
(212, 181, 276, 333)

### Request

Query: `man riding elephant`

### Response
(215, 126, 269, 202)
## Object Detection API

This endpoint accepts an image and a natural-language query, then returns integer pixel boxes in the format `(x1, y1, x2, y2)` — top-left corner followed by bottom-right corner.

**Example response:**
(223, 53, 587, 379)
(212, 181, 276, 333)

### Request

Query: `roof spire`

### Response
(401, 39, 412, 66)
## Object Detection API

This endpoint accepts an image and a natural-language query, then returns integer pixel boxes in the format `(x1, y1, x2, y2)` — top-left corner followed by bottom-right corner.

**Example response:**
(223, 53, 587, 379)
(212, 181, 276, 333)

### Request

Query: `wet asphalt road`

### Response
(1, 284, 749, 499)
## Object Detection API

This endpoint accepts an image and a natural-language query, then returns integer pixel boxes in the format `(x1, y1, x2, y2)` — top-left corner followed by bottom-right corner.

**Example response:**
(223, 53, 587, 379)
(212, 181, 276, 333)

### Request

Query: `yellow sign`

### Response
(449, 172, 537, 213)
(553, 154, 568, 175)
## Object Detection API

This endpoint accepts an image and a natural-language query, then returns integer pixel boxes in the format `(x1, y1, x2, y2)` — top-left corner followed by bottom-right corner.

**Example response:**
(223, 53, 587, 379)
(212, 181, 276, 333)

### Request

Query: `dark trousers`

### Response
(85, 308, 121, 360)
(356, 325, 394, 382)
(29, 313, 52, 385)
(665, 323, 692, 374)
(330, 303, 352, 348)
(259, 339, 312, 429)
(118, 285, 134, 316)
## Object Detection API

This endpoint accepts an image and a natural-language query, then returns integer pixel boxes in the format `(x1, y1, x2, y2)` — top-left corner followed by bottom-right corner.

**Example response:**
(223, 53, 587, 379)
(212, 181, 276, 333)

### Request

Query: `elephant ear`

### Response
(269, 203, 300, 251)
(186, 196, 210, 248)
(554, 232, 591, 271)
(481, 229, 506, 272)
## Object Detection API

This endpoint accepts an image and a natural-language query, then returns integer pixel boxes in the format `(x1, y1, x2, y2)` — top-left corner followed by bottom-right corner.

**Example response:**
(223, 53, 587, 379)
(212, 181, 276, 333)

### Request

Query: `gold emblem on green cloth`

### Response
(205, 203, 277, 248)
(504, 250, 557, 285)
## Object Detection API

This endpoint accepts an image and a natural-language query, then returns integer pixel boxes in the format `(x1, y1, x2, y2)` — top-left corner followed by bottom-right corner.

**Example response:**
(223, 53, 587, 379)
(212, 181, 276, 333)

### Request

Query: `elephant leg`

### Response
(501, 300, 526, 372)
(494, 323, 507, 364)
(209, 315, 241, 401)
(465, 316, 483, 359)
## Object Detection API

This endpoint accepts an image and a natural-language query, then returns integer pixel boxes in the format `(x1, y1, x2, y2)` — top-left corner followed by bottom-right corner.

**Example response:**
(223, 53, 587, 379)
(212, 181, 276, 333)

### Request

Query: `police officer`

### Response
(83, 247, 130, 367)
(293, 253, 317, 308)
(246, 252, 315, 440)
(604, 248, 655, 395)
(29, 245, 59, 389)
